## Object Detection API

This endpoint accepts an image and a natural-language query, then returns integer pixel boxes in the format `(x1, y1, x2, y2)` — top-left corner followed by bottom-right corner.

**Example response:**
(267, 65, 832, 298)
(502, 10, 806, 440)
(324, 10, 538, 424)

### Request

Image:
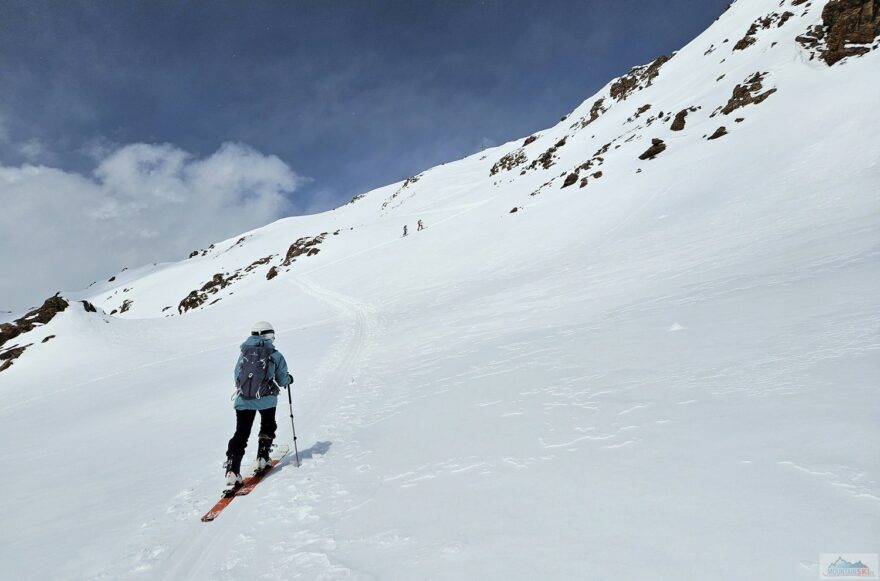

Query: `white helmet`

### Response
(251, 321, 275, 339)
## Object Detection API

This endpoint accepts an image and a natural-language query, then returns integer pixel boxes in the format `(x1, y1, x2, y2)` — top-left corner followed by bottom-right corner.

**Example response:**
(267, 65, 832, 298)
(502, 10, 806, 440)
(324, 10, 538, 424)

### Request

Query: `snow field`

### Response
(0, 0, 878, 578)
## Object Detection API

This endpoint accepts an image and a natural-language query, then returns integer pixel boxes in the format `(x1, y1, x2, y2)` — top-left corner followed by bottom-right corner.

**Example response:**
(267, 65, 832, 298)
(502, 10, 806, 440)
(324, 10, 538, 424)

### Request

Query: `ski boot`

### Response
(223, 454, 244, 496)
(252, 436, 273, 474)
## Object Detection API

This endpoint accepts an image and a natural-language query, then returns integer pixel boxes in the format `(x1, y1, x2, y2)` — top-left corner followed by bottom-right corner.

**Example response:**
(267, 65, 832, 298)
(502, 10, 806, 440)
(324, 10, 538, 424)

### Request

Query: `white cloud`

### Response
(17, 138, 52, 163)
(0, 142, 300, 311)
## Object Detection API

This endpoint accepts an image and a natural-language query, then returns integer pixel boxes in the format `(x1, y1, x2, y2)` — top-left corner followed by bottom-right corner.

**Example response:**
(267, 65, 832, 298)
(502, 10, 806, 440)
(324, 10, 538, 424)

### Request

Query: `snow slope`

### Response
(1, 0, 878, 579)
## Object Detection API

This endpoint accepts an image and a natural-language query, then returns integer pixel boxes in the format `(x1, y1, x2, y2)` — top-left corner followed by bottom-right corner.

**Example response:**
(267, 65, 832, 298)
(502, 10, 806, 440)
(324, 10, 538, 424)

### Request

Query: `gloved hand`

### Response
(287, 373, 294, 386)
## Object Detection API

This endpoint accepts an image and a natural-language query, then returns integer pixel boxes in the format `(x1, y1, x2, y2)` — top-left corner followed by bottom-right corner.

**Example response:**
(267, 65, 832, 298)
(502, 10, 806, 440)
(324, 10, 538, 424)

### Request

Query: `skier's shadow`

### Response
(275, 440, 333, 471)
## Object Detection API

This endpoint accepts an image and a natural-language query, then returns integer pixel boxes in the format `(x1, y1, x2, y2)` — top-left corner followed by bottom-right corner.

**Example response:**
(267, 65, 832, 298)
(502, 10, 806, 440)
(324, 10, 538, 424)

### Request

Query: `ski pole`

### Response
(285, 375, 301, 467)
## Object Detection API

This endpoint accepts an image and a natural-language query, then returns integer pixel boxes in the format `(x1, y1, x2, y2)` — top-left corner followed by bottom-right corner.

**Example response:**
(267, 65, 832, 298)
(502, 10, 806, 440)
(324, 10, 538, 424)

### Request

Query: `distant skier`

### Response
(402, 224, 408, 237)
(417, 219, 425, 231)
(224, 321, 291, 490)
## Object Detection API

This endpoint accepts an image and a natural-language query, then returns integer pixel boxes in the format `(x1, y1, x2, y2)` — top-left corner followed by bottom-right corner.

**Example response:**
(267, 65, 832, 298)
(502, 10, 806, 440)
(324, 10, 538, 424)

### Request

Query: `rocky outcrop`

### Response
(822, 0, 879, 64)
(281, 234, 326, 267)
(625, 104, 652, 124)
(178, 273, 240, 314)
(382, 173, 425, 209)
(734, 24, 759, 50)
(525, 137, 568, 171)
(734, 11, 796, 51)
(797, 0, 880, 64)
(609, 55, 670, 101)
(0, 295, 69, 349)
(571, 98, 607, 129)
(708, 126, 729, 140)
(110, 299, 133, 315)
(561, 173, 579, 188)
(671, 109, 689, 131)
(579, 171, 604, 189)
(639, 139, 667, 160)
(0, 344, 30, 372)
(244, 256, 273, 273)
(187, 243, 216, 259)
(717, 72, 777, 115)
(490, 149, 527, 176)
(177, 252, 292, 314)
(0, 295, 71, 373)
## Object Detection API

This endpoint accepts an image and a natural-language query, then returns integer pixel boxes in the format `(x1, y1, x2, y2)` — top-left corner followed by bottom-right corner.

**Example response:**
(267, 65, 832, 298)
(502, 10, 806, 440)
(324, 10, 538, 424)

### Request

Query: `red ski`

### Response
(200, 445, 289, 522)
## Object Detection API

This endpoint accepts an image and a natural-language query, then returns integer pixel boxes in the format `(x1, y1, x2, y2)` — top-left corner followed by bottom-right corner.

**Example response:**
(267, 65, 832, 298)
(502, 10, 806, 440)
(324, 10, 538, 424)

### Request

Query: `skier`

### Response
(402, 224, 408, 237)
(417, 219, 425, 231)
(224, 321, 291, 490)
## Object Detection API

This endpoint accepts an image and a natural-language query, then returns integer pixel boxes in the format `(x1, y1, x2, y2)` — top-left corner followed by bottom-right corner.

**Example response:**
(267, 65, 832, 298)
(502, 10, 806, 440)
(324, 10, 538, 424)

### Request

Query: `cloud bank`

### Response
(0, 142, 299, 311)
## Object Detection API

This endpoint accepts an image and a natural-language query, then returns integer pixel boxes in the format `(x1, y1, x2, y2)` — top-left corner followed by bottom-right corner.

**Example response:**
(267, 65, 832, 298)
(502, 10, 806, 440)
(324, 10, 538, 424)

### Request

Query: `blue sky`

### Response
(0, 0, 729, 310)
(0, 0, 729, 209)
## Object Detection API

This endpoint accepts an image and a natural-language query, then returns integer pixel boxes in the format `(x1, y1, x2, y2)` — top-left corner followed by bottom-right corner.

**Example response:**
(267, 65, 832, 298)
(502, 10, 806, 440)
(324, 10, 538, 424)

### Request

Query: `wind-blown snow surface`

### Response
(1, 0, 879, 579)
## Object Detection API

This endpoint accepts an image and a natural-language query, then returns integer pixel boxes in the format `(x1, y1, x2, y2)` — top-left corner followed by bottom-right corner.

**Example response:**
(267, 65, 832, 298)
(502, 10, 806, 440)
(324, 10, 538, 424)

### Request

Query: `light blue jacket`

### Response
(233, 336, 291, 411)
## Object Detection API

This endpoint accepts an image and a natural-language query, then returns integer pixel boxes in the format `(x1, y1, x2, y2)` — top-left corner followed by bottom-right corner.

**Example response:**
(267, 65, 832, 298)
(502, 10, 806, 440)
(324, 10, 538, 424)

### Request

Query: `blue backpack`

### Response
(236, 343, 278, 399)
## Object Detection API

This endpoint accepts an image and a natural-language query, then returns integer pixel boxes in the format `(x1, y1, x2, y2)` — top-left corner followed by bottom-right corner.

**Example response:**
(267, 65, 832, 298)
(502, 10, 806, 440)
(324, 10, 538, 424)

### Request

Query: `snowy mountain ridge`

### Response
(41, 0, 872, 321)
(1, 0, 878, 579)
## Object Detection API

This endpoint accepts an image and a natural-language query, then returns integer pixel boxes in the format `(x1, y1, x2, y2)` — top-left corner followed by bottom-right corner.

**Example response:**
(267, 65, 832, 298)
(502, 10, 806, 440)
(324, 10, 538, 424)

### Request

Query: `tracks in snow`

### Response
(291, 275, 379, 437)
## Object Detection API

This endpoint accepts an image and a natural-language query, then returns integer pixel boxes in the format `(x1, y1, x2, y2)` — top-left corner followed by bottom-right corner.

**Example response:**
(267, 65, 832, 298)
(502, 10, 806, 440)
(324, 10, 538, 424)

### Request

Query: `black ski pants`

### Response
(226, 407, 277, 458)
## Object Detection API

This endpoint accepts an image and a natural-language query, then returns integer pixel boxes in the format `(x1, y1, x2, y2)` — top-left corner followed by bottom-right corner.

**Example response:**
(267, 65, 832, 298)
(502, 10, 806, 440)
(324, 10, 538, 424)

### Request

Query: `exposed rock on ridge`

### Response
(797, 0, 880, 64)
(0, 295, 75, 373)
(610, 55, 671, 101)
